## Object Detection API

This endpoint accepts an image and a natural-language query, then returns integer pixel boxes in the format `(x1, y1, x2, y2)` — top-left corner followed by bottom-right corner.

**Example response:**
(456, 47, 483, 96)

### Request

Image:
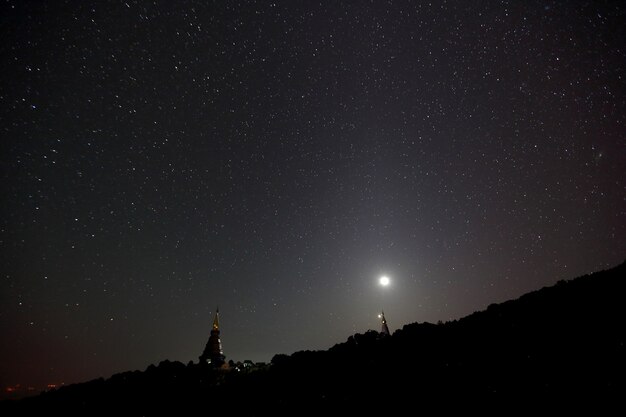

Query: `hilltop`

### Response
(3, 262, 624, 415)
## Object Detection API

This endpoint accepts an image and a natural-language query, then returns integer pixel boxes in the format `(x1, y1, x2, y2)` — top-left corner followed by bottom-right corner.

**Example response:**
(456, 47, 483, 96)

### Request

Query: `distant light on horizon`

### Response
(379, 276, 390, 287)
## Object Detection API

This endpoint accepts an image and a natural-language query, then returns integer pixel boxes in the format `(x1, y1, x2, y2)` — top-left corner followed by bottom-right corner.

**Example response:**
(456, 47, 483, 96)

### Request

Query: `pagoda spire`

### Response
(199, 307, 226, 367)
(213, 307, 220, 330)
(380, 310, 390, 336)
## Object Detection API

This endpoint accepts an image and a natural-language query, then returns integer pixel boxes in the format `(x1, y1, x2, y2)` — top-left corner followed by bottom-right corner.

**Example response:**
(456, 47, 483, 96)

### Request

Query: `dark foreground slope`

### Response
(3, 262, 625, 415)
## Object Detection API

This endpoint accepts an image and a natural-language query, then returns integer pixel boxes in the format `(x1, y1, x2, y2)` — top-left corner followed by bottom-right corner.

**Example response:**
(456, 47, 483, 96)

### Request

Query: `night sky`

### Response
(1, 1, 625, 391)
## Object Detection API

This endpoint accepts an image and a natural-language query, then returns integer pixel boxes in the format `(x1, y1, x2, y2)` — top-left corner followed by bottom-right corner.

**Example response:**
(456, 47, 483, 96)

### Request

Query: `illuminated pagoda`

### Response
(199, 308, 226, 367)
(379, 311, 390, 336)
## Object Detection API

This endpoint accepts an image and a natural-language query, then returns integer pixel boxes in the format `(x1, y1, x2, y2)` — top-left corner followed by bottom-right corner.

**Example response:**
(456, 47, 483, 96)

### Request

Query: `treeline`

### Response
(3, 262, 625, 415)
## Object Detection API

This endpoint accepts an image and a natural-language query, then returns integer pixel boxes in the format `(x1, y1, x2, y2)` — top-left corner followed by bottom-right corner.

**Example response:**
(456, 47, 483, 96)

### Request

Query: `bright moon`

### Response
(379, 276, 390, 286)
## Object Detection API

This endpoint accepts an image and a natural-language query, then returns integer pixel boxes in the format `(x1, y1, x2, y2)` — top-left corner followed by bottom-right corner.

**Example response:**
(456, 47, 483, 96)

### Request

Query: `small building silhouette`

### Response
(379, 311, 390, 336)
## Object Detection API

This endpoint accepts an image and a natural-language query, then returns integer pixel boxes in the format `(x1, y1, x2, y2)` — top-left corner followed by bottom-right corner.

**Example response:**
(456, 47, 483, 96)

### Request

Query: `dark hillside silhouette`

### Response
(3, 262, 625, 415)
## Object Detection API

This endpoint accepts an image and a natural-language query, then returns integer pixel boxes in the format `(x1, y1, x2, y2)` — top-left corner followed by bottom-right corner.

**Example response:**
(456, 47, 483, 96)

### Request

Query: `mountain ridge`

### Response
(3, 261, 624, 414)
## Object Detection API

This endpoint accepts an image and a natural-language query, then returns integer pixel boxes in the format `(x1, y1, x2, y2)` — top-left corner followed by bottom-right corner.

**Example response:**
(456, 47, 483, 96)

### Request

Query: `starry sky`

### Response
(1, 0, 625, 392)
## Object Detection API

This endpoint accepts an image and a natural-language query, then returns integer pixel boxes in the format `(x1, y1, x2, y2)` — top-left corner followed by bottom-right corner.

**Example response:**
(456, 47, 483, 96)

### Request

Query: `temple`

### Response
(379, 311, 390, 336)
(199, 308, 226, 367)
